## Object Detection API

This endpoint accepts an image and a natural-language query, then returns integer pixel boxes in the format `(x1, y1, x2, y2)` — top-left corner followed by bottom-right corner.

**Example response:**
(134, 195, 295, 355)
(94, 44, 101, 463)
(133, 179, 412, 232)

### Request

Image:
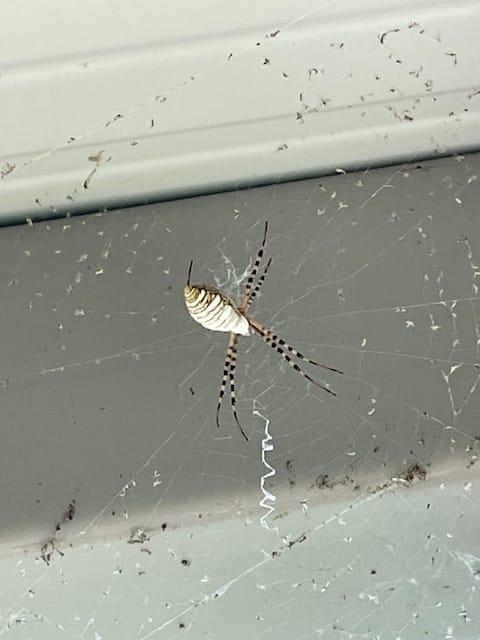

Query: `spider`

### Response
(184, 221, 343, 441)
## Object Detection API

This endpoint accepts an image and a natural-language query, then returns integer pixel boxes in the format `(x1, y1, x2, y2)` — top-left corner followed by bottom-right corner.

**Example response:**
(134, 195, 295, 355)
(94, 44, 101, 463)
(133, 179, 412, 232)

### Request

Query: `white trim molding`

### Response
(1, 0, 479, 221)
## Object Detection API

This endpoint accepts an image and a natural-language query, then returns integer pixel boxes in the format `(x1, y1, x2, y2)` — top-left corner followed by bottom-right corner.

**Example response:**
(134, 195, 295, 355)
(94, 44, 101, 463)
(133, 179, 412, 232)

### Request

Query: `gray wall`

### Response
(1, 154, 479, 638)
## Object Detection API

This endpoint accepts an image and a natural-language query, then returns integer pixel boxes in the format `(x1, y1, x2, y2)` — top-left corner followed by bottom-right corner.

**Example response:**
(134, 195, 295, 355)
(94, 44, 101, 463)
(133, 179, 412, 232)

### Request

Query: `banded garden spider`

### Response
(184, 222, 342, 440)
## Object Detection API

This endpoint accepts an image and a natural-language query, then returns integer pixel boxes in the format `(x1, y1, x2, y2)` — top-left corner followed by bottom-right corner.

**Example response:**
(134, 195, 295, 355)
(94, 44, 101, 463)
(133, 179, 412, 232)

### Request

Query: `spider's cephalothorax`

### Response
(184, 221, 342, 441)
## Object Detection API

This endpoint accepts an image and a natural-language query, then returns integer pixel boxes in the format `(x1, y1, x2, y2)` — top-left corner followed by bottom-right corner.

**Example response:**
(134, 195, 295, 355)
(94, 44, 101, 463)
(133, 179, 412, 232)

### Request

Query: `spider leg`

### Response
(216, 334, 234, 430)
(241, 257, 272, 313)
(228, 335, 249, 441)
(240, 221, 269, 309)
(249, 318, 343, 374)
(249, 319, 341, 395)
(216, 333, 249, 441)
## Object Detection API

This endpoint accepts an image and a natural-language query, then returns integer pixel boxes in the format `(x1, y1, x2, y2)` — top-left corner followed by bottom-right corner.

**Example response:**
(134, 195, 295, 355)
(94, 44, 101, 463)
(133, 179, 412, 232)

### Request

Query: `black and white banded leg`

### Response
(216, 333, 248, 441)
(241, 221, 268, 309)
(249, 319, 340, 396)
(242, 257, 272, 312)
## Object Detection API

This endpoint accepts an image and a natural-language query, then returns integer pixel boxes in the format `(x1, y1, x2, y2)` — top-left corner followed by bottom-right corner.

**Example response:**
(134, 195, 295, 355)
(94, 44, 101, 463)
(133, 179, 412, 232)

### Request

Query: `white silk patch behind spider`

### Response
(184, 221, 343, 441)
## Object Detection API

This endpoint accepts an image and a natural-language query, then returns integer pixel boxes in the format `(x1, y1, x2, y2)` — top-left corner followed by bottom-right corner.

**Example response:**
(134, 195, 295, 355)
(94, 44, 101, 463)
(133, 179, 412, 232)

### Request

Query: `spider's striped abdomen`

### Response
(184, 284, 251, 336)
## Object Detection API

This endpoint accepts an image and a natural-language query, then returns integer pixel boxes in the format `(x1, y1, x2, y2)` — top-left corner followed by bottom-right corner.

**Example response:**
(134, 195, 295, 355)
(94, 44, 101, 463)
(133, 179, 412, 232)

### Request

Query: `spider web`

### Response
(1, 155, 479, 639)
(1, 8, 480, 640)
